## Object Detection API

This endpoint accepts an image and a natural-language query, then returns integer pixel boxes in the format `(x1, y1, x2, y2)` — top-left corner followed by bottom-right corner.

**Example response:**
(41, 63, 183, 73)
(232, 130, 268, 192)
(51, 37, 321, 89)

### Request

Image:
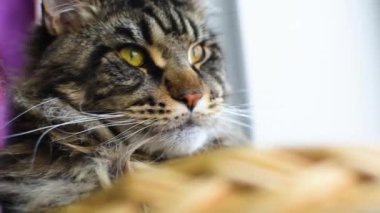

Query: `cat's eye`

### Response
(189, 44, 205, 64)
(119, 47, 145, 67)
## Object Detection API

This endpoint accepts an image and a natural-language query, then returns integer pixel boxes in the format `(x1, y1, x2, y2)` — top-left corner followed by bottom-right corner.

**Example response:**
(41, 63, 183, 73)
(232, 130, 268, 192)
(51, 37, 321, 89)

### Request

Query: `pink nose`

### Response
(182, 93, 203, 110)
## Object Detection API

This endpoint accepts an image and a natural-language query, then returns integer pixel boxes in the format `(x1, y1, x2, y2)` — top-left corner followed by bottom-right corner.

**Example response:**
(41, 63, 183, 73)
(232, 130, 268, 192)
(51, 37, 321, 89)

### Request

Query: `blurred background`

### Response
(209, 0, 380, 147)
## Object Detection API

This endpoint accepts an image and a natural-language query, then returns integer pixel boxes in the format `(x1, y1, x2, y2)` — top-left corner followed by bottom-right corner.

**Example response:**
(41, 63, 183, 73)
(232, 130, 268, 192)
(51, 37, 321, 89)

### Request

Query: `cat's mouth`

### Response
(161, 119, 199, 133)
(109, 113, 216, 157)
(109, 116, 206, 137)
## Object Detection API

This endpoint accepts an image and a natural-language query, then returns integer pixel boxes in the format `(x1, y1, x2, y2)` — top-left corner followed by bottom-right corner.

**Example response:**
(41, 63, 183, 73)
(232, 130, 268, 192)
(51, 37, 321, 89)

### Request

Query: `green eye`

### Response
(189, 44, 205, 64)
(119, 47, 145, 67)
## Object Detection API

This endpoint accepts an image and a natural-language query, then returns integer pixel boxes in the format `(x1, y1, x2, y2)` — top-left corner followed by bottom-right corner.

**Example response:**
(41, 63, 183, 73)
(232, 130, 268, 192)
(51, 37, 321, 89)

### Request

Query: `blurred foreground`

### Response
(54, 146, 380, 212)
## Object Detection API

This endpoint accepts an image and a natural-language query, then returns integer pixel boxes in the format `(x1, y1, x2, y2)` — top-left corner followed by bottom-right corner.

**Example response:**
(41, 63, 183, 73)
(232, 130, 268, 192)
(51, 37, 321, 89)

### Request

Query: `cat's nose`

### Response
(163, 66, 204, 110)
(181, 93, 203, 111)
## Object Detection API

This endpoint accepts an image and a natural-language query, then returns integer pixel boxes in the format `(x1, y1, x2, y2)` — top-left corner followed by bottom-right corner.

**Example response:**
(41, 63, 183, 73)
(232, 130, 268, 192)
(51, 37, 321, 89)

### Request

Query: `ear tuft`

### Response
(42, 0, 100, 36)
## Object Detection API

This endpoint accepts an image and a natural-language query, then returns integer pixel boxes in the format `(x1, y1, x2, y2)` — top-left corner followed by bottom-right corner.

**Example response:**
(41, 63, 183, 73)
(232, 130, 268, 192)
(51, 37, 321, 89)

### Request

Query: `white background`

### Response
(212, 0, 380, 147)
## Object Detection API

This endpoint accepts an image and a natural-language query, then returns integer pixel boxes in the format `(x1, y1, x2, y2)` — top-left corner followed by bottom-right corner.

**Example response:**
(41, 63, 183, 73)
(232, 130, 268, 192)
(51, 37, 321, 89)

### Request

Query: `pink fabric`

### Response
(0, 0, 35, 147)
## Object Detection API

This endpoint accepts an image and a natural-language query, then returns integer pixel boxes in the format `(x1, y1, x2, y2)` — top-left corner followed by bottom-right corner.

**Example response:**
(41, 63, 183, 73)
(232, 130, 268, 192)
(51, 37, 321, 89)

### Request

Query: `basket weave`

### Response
(54, 147, 380, 212)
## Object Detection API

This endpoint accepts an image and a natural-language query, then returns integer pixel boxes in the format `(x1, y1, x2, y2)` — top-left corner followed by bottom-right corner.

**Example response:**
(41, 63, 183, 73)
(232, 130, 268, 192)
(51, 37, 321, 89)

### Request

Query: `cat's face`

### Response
(32, 0, 226, 157)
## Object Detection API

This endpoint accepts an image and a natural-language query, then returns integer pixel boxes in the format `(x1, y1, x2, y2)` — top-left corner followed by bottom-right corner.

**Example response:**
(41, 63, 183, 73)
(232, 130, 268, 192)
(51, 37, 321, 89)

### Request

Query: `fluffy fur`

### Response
(0, 0, 247, 212)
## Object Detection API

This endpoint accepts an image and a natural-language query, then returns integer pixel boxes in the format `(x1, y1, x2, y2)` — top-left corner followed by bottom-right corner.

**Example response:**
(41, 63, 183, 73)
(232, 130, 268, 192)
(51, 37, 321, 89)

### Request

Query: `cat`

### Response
(0, 0, 248, 212)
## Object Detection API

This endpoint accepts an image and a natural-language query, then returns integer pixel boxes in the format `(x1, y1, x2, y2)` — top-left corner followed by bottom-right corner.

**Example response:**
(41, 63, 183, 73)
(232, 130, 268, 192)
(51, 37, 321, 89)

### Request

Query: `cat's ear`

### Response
(41, 0, 100, 36)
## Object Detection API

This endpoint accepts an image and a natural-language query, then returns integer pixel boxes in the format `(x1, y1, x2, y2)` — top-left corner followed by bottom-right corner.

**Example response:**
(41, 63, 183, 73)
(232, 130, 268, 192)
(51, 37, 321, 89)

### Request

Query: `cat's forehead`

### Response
(100, 0, 202, 13)
(99, 0, 204, 20)
(95, 1, 208, 49)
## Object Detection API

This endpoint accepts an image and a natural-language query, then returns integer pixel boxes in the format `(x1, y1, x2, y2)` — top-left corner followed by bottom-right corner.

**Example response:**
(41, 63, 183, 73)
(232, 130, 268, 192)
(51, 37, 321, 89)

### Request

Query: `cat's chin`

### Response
(140, 125, 211, 158)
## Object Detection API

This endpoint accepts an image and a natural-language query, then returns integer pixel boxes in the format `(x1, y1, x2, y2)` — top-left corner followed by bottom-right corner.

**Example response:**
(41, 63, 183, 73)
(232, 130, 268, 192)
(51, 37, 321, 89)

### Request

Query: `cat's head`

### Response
(27, 0, 228, 157)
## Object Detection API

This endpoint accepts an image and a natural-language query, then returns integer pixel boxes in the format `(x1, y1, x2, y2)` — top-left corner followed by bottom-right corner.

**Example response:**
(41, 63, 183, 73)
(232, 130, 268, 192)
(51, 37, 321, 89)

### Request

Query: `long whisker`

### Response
(4, 98, 57, 127)
(222, 104, 253, 110)
(224, 89, 250, 96)
(106, 119, 158, 144)
(77, 101, 126, 118)
(104, 119, 153, 144)
(123, 135, 156, 171)
(50, 119, 142, 143)
(113, 125, 158, 173)
(28, 115, 131, 166)
(6, 115, 123, 138)
(121, 120, 158, 141)
(29, 116, 117, 164)
(61, 119, 139, 135)
(218, 116, 253, 129)
(221, 109, 252, 119)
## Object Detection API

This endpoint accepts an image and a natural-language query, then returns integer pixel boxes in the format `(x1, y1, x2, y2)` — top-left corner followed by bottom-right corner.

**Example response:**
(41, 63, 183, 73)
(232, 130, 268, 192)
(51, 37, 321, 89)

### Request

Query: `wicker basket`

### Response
(54, 146, 380, 212)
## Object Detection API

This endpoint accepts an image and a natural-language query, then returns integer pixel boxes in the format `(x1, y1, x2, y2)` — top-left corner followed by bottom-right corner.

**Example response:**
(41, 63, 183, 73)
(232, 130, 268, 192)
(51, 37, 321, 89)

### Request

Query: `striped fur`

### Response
(0, 0, 247, 212)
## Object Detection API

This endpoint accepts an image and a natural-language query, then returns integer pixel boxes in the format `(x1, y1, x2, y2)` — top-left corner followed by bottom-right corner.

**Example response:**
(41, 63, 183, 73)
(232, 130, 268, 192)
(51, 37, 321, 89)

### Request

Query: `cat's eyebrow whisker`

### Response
(51, 2, 89, 14)
(4, 98, 58, 127)
(197, 35, 213, 41)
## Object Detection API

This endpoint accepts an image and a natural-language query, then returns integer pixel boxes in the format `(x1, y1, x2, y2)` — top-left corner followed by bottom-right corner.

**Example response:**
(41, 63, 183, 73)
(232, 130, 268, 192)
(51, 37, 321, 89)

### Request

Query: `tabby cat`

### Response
(0, 0, 247, 212)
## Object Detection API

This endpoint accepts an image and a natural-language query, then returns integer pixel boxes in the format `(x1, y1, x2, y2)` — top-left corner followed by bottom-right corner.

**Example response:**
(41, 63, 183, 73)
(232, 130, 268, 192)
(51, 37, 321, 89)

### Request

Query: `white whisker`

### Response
(221, 109, 252, 119)
(4, 98, 57, 127)
(49, 119, 141, 143)
(218, 116, 253, 129)
(105, 119, 157, 144)
(108, 119, 158, 144)
(6, 115, 122, 139)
